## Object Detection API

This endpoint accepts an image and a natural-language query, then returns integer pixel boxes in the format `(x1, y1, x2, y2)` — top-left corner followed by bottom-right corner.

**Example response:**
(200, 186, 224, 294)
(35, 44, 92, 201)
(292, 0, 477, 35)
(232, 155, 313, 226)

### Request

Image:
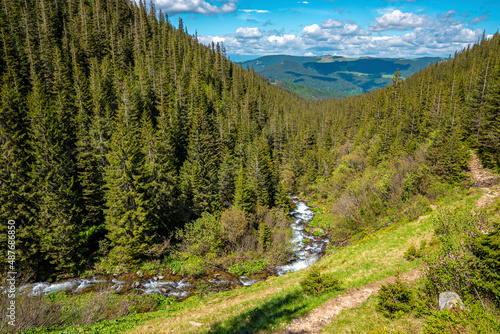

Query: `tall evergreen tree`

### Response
(104, 81, 156, 264)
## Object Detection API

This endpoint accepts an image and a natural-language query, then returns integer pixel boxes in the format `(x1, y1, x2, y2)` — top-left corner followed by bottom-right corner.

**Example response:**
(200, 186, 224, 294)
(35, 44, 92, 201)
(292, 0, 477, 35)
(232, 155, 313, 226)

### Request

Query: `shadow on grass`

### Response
(208, 290, 306, 334)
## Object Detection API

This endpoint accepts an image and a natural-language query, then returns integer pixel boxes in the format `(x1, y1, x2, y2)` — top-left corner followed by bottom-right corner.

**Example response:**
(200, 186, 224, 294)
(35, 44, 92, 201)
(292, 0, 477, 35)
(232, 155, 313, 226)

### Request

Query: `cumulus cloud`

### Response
(198, 9, 484, 59)
(155, 0, 236, 15)
(302, 24, 329, 40)
(321, 19, 343, 28)
(371, 10, 428, 31)
(303, 21, 367, 41)
(235, 27, 263, 39)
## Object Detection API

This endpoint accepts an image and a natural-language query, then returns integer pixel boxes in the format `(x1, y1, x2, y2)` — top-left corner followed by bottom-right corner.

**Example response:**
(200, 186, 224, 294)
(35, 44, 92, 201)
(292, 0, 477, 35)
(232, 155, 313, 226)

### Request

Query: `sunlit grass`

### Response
(30, 187, 487, 334)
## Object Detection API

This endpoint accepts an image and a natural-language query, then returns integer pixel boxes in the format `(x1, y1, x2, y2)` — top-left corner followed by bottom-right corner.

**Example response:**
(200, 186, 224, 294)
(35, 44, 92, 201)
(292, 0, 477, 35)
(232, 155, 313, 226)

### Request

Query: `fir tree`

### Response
(233, 165, 254, 214)
(104, 81, 156, 264)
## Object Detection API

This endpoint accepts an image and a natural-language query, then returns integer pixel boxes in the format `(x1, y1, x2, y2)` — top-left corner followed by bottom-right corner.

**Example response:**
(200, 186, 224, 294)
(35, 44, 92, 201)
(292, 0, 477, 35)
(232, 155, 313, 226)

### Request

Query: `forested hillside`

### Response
(0, 0, 499, 281)
(242, 55, 444, 98)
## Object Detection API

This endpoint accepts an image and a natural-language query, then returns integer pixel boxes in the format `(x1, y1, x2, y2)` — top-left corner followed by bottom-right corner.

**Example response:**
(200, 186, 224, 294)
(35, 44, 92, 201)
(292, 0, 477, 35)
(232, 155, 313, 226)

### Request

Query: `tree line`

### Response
(0, 0, 499, 279)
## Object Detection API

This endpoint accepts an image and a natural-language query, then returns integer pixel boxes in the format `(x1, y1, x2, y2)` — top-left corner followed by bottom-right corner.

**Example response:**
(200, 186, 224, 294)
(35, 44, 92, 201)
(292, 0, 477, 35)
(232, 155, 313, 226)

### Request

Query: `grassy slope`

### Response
(322, 187, 500, 334)
(32, 187, 487, 334)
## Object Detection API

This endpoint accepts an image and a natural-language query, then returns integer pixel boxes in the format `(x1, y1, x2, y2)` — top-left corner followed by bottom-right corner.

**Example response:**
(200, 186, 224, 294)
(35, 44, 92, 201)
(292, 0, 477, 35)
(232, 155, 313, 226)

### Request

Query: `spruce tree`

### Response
(104, 81, 156, 264)
(233, 165, 254, 213)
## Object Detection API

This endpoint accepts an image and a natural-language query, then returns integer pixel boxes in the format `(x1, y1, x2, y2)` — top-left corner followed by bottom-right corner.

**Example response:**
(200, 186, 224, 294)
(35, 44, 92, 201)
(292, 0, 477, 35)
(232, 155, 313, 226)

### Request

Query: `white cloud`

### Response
(302, 22, 367, 41)
(305, 52, 314, 56)
(302, 24, 330, 40)
(298, 1, 310, 4)
(235, 27, 263, 39)
(340, 23, 366, 35)
(371, 10, 428, 31)
(267, 34, 301, 46)
(198, 9, 484, 59)
(198, 35, 228, 45)
(321, 19, 343, 29)
(154, 0, 237, 15)
(241, 9, 270, 13)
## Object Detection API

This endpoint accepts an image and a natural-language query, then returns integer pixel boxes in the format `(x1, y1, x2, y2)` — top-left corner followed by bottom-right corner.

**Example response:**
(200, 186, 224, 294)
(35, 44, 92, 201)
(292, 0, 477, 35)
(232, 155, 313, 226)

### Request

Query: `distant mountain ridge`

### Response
(242, 55, 445, 99)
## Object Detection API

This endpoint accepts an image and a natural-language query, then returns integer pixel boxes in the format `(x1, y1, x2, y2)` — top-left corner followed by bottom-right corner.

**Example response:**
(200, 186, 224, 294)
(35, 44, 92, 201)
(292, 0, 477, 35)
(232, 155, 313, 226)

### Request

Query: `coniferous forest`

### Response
(0, 0, 500, 287)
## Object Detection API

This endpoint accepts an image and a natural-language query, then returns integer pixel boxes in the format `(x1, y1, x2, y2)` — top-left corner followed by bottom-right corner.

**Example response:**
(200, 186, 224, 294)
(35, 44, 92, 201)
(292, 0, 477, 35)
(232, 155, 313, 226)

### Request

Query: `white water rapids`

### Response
(276, 197, 328, 275)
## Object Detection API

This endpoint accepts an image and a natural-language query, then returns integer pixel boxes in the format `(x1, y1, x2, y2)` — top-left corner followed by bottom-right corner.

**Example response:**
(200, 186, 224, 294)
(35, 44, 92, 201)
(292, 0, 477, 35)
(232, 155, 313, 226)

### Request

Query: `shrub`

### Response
(229, 259, 268, 276)
(176, 212, 223, 257)
(300, 266, 342, 296)
(423, 302, 500, 334)
(376, 277, 414, 318)
(473, 221, 500, 306)
(220, 206, 249, 251)
(0, 283, 172, 333)
(369, 329, 406, 334)
(404, 240, 427, 261)
(423, 208, 493, 301)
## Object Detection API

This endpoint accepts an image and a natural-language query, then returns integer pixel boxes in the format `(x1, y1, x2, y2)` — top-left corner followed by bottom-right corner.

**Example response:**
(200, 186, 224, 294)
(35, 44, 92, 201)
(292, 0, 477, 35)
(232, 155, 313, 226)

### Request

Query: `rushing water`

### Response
(12, 198, 328, 298)
(276, 197, 329, 275)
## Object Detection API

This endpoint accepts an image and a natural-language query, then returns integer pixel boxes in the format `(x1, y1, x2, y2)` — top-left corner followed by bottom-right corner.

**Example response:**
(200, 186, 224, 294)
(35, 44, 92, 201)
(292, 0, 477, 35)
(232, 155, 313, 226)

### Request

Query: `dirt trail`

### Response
(282, 270, 420, 334)
(469, 152, 498, 188)
(280, 153, 499, 334)
(469, 152, 500, 208)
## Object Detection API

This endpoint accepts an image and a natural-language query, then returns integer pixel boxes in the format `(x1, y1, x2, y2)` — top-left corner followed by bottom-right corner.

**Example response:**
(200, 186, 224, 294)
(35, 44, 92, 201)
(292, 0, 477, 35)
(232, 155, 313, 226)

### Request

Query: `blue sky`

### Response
(153, 0, 500, 61)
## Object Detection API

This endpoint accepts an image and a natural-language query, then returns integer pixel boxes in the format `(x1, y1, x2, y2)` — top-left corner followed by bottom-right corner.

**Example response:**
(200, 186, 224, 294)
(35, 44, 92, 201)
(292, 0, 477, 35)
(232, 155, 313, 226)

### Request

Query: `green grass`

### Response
(28, 187, 488, 334)
(323, 281, 426, 333)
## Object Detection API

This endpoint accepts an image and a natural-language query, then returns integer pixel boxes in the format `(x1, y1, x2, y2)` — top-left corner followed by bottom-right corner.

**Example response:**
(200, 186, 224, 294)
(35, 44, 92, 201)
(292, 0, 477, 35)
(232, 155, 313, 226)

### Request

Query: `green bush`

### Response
(176, 212, 224, 257)
(229, 259, 268, 276)
(376, 277, 414, 318)
(423, 302, 500, 334)
(300, 266, 342, 296)
(473, 222, 500, 306)
(369, 329, 406, 334)
(404, 240, 427, 261)
(423, 208, 494, 301)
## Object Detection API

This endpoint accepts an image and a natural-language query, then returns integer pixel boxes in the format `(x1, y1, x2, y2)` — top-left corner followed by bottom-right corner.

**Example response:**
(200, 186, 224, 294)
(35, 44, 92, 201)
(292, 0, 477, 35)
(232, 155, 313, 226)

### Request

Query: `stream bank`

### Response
(13, 198, 329, 300)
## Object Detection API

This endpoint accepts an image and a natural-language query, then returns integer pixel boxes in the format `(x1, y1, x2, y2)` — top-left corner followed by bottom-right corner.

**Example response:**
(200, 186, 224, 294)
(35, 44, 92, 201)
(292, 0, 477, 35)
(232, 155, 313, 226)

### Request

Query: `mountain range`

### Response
(242, 55, 444, 99)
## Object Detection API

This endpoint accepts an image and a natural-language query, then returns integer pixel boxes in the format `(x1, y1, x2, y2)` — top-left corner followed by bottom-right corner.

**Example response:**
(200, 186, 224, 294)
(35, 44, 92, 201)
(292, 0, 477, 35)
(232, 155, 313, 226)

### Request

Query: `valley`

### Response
(0, 0, 499, 333)
(242, 55, 444, 99)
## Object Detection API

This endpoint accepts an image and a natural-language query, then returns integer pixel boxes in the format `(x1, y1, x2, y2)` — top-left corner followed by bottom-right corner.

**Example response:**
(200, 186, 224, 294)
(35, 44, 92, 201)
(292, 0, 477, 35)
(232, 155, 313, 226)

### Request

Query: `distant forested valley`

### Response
(242, 55, 444, 99)
(0, 0, 499, 282)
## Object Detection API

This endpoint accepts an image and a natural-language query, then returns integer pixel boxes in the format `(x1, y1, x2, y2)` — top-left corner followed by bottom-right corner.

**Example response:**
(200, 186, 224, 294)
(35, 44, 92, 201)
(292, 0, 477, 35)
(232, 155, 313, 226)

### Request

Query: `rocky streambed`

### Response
(13, 198, 329, 299)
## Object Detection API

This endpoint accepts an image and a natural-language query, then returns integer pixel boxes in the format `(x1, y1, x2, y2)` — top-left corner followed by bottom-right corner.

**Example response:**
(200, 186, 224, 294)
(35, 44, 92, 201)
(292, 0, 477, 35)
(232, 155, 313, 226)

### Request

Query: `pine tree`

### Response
(258, 222, 272, 252)
(28, 73, 84, 276)
(248, 138, 275, 207)
(104, 81, 156, 264)
(180, 94, 220, 214)
(141, 105, 178, 236)
(478, 61, 500, 170)
(233, 165, 254, 214)
(218, 150, 236, 208)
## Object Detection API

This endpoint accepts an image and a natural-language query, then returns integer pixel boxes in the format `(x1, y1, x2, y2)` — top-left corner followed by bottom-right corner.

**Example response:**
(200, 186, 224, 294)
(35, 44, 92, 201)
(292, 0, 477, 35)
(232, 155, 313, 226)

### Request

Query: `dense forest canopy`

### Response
(0, 0, 499, 279)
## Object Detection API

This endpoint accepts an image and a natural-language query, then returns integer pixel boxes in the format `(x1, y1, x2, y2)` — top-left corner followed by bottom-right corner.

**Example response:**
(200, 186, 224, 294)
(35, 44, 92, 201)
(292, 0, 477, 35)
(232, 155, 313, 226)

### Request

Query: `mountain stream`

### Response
(13, 198, 329, 299)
